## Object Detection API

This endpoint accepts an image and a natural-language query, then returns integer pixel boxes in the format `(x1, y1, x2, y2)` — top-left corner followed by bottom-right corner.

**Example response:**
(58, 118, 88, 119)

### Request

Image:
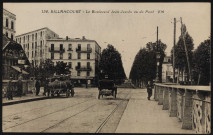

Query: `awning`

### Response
(11, 66, 29, 74)
(70, 76, 94, 79)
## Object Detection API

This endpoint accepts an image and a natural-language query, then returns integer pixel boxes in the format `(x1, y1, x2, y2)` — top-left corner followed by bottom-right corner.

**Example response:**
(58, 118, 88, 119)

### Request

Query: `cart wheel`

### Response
(113, 90, 116, 98)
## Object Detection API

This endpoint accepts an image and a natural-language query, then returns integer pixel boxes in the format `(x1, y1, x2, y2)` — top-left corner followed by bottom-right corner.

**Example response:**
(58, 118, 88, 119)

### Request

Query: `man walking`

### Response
(43, 78, 49, 96)
(146, 81, 153, 100)
(35, 79, 40, 96)
(17, 75, 23, 97)
(7, 77, 13, 100)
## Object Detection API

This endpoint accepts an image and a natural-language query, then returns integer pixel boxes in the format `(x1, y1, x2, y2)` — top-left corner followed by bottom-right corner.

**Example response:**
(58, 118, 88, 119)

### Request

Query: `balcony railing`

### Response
(75, 66, 92, 71)
(49, 47, 65, 53)
(76, 48, 92, 53)
(67, 48, 73, 51)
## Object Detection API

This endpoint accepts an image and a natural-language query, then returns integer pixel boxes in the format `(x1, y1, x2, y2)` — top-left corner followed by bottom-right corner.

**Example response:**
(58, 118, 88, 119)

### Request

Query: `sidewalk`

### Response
(115, 89, 195, 134)
(2, 88, 48, 106)
(2, 87, 90, 106)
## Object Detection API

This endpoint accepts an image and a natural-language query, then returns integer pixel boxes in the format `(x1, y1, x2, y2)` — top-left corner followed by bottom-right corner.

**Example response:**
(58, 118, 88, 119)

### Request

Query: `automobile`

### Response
(98, 79, 117, 99)
(48, 75, 74, 98)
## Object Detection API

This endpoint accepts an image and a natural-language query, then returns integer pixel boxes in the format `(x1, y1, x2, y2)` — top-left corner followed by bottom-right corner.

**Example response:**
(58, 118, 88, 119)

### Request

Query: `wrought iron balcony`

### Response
(75, 66, 92, 71)
(49, 47, 65, 53)
(67, 48, 73, 51)
(76, 48, 92, 53)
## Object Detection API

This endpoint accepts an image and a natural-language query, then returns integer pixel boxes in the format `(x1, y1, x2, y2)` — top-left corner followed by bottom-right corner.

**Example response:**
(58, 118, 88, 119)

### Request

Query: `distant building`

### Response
(2, 35, 30, 95)
(46, 36, 101, 86)
(162, 56, 189, 83)
(3, 8, 16, 40)
(162, 56, 177, 83)
(15, 27, 59, 66)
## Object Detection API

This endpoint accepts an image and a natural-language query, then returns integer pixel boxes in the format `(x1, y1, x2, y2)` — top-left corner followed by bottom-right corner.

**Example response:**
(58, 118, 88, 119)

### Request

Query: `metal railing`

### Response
(49, 48, 65, 53)
(75, 66, 92, 71)
(76, 48, 92, 53)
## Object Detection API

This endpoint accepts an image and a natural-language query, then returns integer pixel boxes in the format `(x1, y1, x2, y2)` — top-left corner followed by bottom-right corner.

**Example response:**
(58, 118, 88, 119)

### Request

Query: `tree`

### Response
(99, 44, 126, 84)
(129, 48, 157, 87)
(146, 40, 167, 82)
(171, 25, 194, 83)
(129, 40, 167, 87)
(40, 59, 55, 78)
(192, 39, 210, 85)
(55, 61, 69, 75)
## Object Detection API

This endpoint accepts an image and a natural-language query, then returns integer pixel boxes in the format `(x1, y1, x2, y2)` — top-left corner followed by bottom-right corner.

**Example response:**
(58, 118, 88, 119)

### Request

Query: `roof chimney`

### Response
(82, 36, 86, 40)
(66, 36, 68, 40)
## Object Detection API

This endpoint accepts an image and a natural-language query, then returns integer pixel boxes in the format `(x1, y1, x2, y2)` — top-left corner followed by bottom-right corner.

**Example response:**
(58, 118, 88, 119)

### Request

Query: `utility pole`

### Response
(180, 17, 192, 85)
(173, 18, 176, 83)
(156, 26, 159, 83)
(157, 26, 158, 50)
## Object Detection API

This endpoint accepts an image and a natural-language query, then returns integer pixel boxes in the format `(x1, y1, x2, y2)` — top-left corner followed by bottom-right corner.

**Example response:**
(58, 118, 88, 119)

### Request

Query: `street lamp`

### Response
(156, 51, 161, 83)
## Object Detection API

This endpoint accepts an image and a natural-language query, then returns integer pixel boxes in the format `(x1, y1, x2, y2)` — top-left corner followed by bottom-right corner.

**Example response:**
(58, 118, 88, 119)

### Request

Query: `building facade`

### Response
(2, 35, 30, 95)
(46, 36, 101, 85)
(15, 27, 59, 66)
(162, 56, 180, 83)
(162, 56, 188, 83)
(3, 8, 16, 40)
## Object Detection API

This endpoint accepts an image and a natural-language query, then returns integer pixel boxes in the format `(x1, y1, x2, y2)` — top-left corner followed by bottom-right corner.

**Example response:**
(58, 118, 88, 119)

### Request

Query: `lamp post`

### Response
(155, 26, 160, 83)
(156, 52, 161, 83)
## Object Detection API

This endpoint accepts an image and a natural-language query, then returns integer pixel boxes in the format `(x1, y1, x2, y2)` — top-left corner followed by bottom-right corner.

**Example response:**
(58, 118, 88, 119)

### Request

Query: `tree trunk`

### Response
(184, 67, 186, 83)
(187, 70, 190, 83)
(139, 79, 141, 88)
(197, 72, 201, 85)
(136, 79, 138, 87)
(177, 68, 180, 84)
(181, 68, 183, 82)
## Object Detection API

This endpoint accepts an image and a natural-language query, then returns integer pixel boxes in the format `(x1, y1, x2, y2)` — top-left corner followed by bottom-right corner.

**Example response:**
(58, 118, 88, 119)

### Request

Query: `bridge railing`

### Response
(154, 83, 211, 134)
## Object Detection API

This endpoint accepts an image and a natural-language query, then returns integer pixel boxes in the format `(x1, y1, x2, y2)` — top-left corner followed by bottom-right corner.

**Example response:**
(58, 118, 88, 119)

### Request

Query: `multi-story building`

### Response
(46, 36, 101, 85)
(3, 8, 16, 40)
(15, 27, 59, 66)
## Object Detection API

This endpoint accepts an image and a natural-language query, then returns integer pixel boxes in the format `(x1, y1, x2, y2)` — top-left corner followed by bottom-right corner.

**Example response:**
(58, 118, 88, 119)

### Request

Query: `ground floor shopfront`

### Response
(71, 76, 98, 87)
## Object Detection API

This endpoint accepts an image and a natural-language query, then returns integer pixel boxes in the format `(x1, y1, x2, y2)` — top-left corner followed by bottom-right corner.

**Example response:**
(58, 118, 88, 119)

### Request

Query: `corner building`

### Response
(46, 36, 101, 86)
(3, 8, 16, 40)
(15, 27, 59, 66)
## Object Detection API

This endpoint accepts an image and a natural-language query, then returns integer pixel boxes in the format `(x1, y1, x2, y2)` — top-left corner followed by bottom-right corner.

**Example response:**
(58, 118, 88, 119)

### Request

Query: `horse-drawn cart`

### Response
(48, 75, 74, 98)
(98, 79, 117, 99)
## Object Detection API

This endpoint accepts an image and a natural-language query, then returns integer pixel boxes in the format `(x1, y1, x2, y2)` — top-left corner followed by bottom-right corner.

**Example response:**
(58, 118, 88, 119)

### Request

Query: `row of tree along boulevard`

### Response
(129, 23, 210, 88)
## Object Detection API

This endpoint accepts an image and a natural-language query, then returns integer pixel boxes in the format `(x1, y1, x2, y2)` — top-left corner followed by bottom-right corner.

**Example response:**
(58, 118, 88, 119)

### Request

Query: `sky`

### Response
(3, 3, 211, 78)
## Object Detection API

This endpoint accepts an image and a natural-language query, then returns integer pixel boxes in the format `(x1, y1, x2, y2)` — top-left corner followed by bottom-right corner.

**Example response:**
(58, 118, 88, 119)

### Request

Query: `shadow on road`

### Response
(99, 97, 129, 101)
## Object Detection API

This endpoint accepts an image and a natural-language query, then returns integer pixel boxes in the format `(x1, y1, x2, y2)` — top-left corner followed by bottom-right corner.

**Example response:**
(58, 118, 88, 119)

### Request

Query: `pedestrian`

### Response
(46, 79, 50, 97)
(7, 77, 13, 100)
(17, 75, 23, 97)
(35, 79, 40, 96)
(146, 81, 153, 100)
(86, 80, 88, 88)
(43, 78, 49, 96)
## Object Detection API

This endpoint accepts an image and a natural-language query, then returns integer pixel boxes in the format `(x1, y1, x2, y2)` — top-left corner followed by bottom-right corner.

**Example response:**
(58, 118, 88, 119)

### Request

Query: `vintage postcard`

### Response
(2, 2, 211, 134)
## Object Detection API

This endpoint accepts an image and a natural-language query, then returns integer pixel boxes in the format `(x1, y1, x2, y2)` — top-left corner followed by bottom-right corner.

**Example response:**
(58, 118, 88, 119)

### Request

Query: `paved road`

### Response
(2, 88, 130, 133)
(2, 88, 195, 133)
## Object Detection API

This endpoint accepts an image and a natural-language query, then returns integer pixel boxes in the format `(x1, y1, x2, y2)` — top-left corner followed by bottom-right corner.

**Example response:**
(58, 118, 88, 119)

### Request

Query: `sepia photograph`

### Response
(2, 2, 211, 134)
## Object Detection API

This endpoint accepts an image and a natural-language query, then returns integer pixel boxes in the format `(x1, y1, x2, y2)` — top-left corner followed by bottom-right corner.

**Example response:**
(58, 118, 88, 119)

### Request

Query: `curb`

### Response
(2, 96, 49, 106)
